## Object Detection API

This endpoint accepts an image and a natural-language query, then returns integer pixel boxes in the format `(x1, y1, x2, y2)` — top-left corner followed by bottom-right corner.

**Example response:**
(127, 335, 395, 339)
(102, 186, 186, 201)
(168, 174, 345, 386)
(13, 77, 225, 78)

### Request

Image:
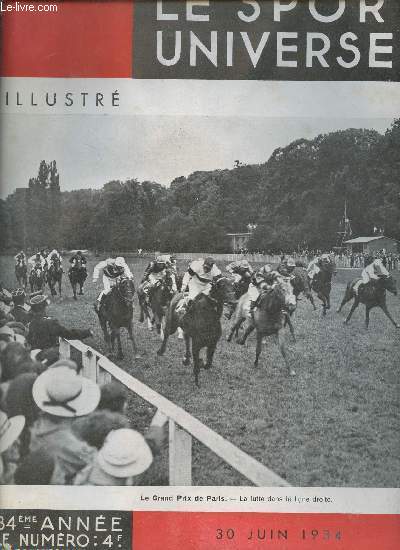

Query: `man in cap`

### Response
(92, 256, 133, 310)
(30, 366, 100, 484)
(141, 254, 177, 296)
(27, 294, 92, 351)
(178, 257, 221, 312)
(353, 256, 390, 295)
(277, 257, 296, 278)
(10, 289, 32, 325)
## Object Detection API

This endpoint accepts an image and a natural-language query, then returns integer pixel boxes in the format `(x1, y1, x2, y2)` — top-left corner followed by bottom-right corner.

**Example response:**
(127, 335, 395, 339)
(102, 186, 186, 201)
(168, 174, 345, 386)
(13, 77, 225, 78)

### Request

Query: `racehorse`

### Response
(227, 277, 296, 343)
(47, 257, 63, 296)
(310, 262, 336, 316)
(291, 267, 316, 310)
(15, 261, 27, 289)
(29, 266, 45, 293)
(68, 260, 88, 300)
(138, 272, 175, 339)
(95, 276, 139, 360)
(237, 280, 297, 376)
(157, 276, 236, 387)
(337, 275, 399, 329)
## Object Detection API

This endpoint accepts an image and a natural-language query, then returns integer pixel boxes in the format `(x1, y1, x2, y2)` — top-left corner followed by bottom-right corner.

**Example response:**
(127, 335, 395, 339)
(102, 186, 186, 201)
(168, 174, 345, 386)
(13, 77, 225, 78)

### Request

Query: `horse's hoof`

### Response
(343, 320, 348, 325)
(182, 358, 190, 366)
(73, 295, 77, 301)
(289, 370, 296, 377)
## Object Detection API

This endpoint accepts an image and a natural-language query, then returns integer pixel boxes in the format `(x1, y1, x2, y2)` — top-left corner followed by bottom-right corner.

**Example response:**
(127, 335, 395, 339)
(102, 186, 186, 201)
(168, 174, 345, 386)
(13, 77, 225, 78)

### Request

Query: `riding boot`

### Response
(249, 300, 257, 319)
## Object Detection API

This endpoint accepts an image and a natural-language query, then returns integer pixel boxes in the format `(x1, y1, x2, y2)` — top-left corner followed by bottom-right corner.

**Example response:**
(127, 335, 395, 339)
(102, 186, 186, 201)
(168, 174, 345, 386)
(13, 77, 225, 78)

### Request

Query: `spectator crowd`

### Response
(0, 286, 167, 486)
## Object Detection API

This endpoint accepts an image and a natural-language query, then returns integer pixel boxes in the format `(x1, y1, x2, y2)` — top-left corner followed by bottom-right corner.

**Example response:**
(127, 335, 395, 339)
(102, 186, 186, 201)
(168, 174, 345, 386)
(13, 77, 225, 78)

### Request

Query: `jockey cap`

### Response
(115, 257, 126, 267)
(204, 257, 215, 268)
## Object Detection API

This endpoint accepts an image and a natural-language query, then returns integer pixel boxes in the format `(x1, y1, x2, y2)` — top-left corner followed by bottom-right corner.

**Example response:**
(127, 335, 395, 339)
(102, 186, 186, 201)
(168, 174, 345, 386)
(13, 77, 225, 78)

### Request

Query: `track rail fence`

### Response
(59, 338, 290, 487)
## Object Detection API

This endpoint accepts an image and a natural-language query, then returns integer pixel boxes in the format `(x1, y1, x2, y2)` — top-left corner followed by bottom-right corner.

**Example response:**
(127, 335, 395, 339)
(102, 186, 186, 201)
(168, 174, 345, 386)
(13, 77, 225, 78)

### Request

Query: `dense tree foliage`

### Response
(2, 121, 399, 253)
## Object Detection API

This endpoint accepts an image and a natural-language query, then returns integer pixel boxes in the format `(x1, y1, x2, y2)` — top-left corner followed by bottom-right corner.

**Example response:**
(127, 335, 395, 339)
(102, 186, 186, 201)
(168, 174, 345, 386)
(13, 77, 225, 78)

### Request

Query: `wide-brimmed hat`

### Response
(0, 410, 25, 453)
(0, 325, 14, 338)
(97, 428, 153, 478)
(29, 294, 49, 309)
(48, 358, 78, 371)
(32, 367, 100, 417)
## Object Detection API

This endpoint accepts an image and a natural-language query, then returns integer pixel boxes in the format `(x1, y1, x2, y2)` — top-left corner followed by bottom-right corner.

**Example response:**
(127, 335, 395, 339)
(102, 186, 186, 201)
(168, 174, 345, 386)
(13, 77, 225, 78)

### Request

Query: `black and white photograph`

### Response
(1, 73, 399, 491)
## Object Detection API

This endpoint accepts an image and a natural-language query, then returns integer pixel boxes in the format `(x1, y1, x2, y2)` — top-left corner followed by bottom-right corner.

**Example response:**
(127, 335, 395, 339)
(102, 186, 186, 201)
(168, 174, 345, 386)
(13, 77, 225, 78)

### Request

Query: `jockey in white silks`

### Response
(178, 257, 221, 311)
(46, 249, 63, 269)
(92, 257, 133, 307)
(247, 264, 278, 315)
(14, 251, 26, 266)
(28, 252, 46, 270)
(353, 257, 389, 295)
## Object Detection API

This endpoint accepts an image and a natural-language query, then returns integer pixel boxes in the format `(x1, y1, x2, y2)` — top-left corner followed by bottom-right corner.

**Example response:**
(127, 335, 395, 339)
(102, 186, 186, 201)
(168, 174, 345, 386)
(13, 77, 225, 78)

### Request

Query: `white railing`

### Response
(59, 338, 290, 487)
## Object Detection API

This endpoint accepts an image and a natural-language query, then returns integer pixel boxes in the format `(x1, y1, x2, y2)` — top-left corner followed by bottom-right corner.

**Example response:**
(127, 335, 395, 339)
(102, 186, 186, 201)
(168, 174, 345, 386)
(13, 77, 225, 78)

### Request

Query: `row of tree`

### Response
(1, 120, 399, 253)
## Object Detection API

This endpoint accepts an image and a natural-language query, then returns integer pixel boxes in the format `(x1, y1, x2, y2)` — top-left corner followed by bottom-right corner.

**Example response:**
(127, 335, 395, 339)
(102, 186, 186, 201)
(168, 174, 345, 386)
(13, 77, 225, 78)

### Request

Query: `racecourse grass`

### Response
(1, 255, 399, 487)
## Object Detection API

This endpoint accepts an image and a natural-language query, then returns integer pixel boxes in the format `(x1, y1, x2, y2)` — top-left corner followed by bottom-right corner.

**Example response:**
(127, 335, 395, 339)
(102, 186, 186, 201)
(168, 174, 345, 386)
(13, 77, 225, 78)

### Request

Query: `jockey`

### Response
(177, 257, 221, 311)
(226, 259, 253, 284)
(354, 256, 389, 295)
(69, 250, 87, 270)
(28, 252, 46, 271)
(248, 264, 278, 315)
(307, 253, 332, 281)
(14, 251, 26, 265)
(92, 257, 133, 308)
(142, 254, 177, 294)
(46, 249, 63, 269)
(276, 257, 296, 278)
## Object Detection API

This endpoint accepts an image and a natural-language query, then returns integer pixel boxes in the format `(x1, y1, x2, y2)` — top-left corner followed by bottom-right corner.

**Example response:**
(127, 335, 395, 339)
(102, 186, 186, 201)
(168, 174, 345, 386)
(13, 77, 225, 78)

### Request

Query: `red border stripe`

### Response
(1, 1, 133, 77)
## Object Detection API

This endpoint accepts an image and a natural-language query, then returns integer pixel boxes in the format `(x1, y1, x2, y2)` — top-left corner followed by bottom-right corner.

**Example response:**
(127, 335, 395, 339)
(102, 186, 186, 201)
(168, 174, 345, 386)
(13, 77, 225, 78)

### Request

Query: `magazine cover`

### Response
(0, 1, 399, 548)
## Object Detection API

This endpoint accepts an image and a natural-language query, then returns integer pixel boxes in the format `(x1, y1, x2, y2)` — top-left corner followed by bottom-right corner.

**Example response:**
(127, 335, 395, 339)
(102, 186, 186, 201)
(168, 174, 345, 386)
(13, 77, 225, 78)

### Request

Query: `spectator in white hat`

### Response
(74, 428, 153, 486)
(30, 367, 100, 484)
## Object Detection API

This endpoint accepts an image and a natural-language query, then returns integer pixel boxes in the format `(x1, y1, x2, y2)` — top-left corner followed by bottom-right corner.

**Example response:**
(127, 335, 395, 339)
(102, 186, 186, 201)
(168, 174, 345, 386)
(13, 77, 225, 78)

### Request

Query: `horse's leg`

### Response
(205, 342, 217, 370)
(238, 322, 255, 345)
(116, 329, 124, 360)
(337, 287, 353, 313)
(227, 316, 242, 342)
(307, 290, 317, 311)
(276, 330, 295, 376)
(365, 305, 371, 329)
(73, 282, 77, 300)
(344, 299, 360, 325)
(192, 342, 201, 387)
(127, 319, 141, 359)
(182, 333, 191, 366)
(317, 292, 327, 315)
(379, 303, 400, 328)
(285, 314, 296, 343)
(254, 331, 263, 368)
(58, 277, 62, 296)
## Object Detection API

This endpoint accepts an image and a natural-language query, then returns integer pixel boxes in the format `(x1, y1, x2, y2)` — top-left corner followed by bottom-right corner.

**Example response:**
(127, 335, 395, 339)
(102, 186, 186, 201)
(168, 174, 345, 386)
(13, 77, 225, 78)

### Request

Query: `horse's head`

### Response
(382, 275, 397, 296)
(211, 276, 236, 305)
(277, 276, 297, 313)
(116, 276, 135, 304)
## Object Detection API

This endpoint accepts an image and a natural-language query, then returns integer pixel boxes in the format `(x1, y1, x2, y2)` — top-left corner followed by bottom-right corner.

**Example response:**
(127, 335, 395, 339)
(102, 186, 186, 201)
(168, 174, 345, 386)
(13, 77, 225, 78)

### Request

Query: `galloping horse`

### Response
(228, 277, 296, 343)
(95, 276, 139, 360)
(310, 262, 336, 315)
(68, 260, 88, 300)
(47, 257, 63, 296)
(237, 279, 297, 376)
(29, 266, 45, 293)
(15, 261, 28, 288)
(157, 276, 236, 387)
(337, 275, 399, 329)
(138, 272, 175, 338)
(291, 267, 316, 310)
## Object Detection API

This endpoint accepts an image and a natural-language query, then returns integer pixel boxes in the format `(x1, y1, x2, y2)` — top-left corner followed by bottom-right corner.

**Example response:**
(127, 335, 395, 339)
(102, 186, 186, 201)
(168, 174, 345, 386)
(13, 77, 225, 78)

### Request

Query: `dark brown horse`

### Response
(47, 257, 63, 296)
(310, 262, 336, 316)
(96, 277, 139, 360)
(337, 275, 399, 329)
(29, 266, 45, 293)
(291, 267, 316, 310)
(237, 281, 296, 376)
(138, 271, 176, 338)
(157, 276, 236, 386)
(15, 261, 28, 289)
(68, 260, 87, 300)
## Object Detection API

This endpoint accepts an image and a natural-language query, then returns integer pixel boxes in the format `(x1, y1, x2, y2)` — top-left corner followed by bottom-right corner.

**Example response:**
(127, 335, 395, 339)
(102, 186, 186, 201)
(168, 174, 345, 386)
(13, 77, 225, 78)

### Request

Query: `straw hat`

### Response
(97, 429, 153, 478)
(32, 367, 100, 417)
(0, 410, 25, 453)
(48, 359, 79, 371)
(0, 325, 14, 338)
